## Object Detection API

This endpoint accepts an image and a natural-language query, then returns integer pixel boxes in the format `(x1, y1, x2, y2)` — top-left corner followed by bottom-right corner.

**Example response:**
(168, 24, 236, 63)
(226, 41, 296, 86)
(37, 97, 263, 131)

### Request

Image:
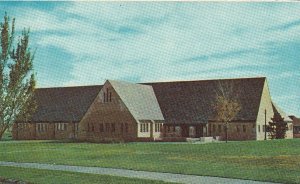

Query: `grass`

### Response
(1, 131, 12, 141)
(0, 139, 300, 183)
(0, 166, 170, 184)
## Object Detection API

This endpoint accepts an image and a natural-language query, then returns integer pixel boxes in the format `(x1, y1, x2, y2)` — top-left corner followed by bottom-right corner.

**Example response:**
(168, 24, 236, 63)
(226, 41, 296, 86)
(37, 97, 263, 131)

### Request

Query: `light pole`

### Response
(264, 109, 267, 140)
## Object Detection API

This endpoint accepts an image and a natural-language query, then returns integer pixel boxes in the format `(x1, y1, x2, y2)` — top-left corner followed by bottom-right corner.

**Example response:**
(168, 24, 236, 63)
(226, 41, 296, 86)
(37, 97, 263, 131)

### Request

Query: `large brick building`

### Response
(12, 77, 293, 142)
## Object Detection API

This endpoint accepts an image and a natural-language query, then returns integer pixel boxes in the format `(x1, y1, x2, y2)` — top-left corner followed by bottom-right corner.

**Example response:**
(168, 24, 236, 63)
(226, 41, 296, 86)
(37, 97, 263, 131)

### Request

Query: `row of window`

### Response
(154, 123, 163, 132)
(210, 124, 248, 133)
(88, 123, 129, 133)
(18, 123, 29, 129)
(140, 123, 163, 133)
(140, 123, 149, 133)
(103, 88, 112, 103)
(56, 123, 68, 131)
(37, 123, 48, 132)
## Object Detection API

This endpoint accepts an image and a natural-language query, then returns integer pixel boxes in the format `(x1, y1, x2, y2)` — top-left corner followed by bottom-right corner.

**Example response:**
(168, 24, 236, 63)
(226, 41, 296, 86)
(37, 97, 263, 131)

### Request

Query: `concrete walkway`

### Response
(0, 161, 277, 184)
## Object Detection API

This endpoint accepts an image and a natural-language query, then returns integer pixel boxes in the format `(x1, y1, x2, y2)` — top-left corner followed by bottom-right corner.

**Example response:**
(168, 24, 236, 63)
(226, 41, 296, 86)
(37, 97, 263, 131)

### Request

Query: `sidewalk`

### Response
(0, 161, 278, 184)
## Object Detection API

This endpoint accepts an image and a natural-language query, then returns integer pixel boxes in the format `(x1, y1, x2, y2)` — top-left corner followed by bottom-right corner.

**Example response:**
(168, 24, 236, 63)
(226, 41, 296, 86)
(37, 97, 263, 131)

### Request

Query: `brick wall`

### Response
(12, 122, 77, 140)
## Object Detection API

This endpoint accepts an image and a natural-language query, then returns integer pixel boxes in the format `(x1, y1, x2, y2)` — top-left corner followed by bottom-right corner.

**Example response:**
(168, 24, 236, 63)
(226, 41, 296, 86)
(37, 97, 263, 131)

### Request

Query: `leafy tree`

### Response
(0, 13, 36, 139)
(213, 81, 241, 143)
(267, 111, 287, 139)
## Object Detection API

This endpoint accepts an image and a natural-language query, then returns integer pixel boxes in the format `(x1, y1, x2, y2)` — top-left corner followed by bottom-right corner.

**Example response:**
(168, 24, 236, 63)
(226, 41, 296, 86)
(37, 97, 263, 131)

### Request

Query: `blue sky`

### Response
(1, 2, 299, 116)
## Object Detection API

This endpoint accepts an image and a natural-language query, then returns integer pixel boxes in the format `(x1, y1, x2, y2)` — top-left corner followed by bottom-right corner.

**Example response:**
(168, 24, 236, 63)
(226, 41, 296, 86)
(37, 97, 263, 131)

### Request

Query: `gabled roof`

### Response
(29, 85, 102, 122)
(272, 102, 293, 122)
(144, 77, 266, 124)
(109, 80, 164, 121)
(25, 77, 268, 124)
(289, 115, 300, 126)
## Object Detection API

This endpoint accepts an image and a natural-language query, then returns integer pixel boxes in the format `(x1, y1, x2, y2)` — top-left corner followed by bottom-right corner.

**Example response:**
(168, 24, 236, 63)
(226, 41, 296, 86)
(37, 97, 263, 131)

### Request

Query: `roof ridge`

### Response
(36, 85, 102, 90)
(143, 76, 266, 84)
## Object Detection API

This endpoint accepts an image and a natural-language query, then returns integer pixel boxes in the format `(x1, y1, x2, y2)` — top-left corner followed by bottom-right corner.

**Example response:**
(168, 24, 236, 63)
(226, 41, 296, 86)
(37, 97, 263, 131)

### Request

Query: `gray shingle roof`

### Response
(29, 85, 102, 122)
(26, 77, 268, 124)
(144, 77, 266, 124)
(109, 80, 164, 121)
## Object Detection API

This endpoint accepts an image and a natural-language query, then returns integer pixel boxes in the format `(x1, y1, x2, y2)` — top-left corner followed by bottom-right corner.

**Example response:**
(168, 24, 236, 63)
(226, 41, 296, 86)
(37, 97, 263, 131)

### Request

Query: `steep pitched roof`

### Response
(144, 77, 266, 124)
(29, 85, 102, 122)
(109, 80, 164, 121)
(26, 77, 267, 124)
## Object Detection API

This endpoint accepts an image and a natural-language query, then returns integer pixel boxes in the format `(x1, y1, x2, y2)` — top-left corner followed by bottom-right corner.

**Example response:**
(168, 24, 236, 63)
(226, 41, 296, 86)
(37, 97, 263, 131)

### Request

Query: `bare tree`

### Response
(212, 80, 241, 143)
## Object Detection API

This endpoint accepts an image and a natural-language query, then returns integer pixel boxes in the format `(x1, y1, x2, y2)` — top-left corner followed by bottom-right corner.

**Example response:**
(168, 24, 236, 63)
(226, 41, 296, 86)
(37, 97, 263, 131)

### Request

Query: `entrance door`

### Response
(189, 126, 196, 138)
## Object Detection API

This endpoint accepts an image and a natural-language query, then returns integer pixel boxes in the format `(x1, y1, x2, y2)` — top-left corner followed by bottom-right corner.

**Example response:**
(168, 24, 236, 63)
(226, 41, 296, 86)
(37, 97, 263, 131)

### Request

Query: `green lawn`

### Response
(1, 131, 12, 141)
(0, 139, 300, 183)
(0, 166, 170, 184)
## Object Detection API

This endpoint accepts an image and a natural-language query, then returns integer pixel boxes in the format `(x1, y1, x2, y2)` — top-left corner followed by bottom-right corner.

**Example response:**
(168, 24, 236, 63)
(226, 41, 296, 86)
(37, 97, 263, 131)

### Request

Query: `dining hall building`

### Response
(12, 77, 293, 142)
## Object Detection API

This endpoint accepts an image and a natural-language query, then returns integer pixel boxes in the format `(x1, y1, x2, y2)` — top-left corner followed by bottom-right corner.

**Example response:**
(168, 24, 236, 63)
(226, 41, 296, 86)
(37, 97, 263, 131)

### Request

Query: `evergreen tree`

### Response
(268, 111, 287, 139)
(0, 13, 36, 139)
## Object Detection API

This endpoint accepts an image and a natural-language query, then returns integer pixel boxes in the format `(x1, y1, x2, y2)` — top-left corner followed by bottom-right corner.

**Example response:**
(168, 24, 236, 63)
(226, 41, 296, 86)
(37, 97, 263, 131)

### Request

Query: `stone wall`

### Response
(78, 82, 138, 142)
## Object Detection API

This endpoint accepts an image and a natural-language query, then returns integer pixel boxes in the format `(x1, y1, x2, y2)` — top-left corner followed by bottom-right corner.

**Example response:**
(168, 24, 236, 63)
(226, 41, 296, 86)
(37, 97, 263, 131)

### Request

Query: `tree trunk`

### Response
(0, 124, 9, 140)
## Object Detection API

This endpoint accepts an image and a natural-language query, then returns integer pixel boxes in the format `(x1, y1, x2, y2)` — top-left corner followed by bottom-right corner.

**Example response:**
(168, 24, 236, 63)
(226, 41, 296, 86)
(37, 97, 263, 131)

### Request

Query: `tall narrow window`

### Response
(106, 88, 109, 103)
(140, 124, 143, 132)
(258, 125, 260, 132)
(125, 123, 129, 133)
(218, 125, 221, 133)
(213, 125, 216, 133)
(105, 123, 110, 132)
(109, 92, 112, 102)
(99, 124, 104, 132)
(111, 123, 115, 133)
(103, 92, 106, 103)
(64, 123, 67, 131)
(120, 124, 124, 133)
(236, 125, 240, 132)
(243, 125, 246, 132)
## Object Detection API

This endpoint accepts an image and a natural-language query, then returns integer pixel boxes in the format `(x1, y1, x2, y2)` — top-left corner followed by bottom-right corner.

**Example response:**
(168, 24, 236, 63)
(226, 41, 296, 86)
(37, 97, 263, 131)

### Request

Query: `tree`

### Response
(267, 111, 287, 139)
(213, 81, 241, 143)
(0, 13, 36, 140)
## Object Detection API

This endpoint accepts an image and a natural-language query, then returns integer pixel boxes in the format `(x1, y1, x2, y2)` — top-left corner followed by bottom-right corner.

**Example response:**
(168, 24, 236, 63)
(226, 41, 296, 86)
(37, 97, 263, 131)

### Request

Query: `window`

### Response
(99, 124, 104, 132)
(218, 125, 221, 133)
(120, 123, 124, 133)
(37, 123, 48, 132)
(64, 123, 67, 131)
(125, 123, 129, 133)
(18, 123, 24, 129)
(57, 123, 67, 131)
(105, 123, 110, 132)
(243, 125, 246, 132)
(111, 123, 115, 133)
(140, 123, 149, 133)
(155, 123, 162, 132)
(103, 92, 106, 102)
(75, 123, 79, 131)
(103, 88, 112, 103)
(212, 124, 216, 133)
(258, 125, 260, 132)
(236, 125, 240, 133)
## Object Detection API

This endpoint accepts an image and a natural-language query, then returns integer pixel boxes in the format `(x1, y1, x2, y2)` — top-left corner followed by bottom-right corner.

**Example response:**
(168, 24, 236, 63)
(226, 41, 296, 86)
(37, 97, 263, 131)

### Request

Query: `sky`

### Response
(0, 2, 299, 116)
